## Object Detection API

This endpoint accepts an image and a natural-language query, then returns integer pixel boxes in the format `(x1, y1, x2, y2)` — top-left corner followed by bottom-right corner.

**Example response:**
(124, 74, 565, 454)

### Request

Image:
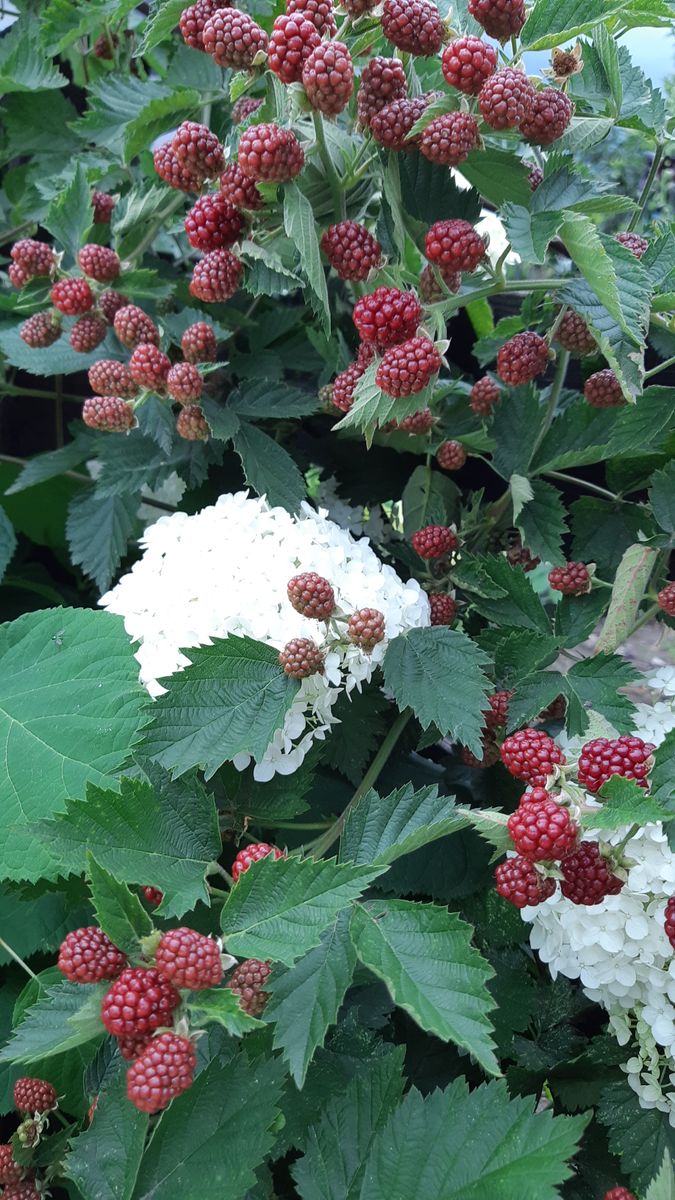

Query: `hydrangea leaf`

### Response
(64, 1071, 148, 1200)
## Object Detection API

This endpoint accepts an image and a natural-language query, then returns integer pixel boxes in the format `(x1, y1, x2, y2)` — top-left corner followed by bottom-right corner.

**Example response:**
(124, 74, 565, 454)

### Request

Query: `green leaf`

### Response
(132, 1052, 284, 1200)
(559, 213, 644, 348)
(232, 420, 306, 512)
(283, 183, 330, 334)
(0, 21, 67, 92)
(356, 1077, 588, 1199)
(382, 627, 491, 755)
(493, 628, 560, 685)
(652, 732, 675, 818)
(138, 0, 186, 53)
(562, 654, 639, 736)
(521, 0, 626, 49)
(593, 24, 623, 112)
(0, 507, 17, 584)
(570, 498, 656, 574)
(599, 1079, 675, 1195)
(351, 899, 497, 1074)
(141, 635, 300, 781)
(43, 162, 91, 260)
(458, 149, 532, 207)
(491, 387, 545, 478)
(124, 90, 200, 162)
(266, 911, 357, 1086)
(340, 784, 468, 867)
(398, 152, 482, 225)
(323, 686, 390, 787)
(336, 363, 438, 443)
(0, 608, 144, 885)
(646, 1152, 675, 1200)
(594, 543, 660, 654)
(87, 854, 153, 957)
(229, 379, 317, 419)
(0, 885, 91, 969)
(39, 768, 221, 920)
(580, 775, 672, 830)
(292, 1047, 406, 1199)
(649, 461, 675, 534)
(517, 479, 567, 565)
(468, 556, 551, 633)
(201, 398, 240, 444)
(505, 671, 565, 733)
(186, 988, 262, 1036)
(64, 1071, 148, 1200)
(401, 465, 460, 537)
(454, 806, 512, 856)
(66, 488, 137, 594)
(0, 982, 104, 1065)
(502, 205, 563, 265)
(220, 854, 381, 966)
(5, 436, 94, 494)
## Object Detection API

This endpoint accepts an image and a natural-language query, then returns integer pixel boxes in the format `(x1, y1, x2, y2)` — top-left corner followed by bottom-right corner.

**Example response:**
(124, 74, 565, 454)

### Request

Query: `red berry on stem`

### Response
(14, 1078, 57, 1115)
(497, 331, 550, 385)
(615, 231, 648, 259)
(58, 927, 127, 984)
(232, 843, 284, 882)
(2, 1181, 41, 1200)
(287, 0, 337, 33)
(506, 538, 540, 572)
(462, 737, 501, 769)
(184, 193, 243, 252)
(560, 841, 624, 905)
(425, 219, 486, 273)
(353, 286, 422, 347)
(419, 263, 461, 302)
(279, 637, 324, 678)
(50, 278, 95, 316)
(500, 727, 565, 786)
(176, 405, 209, 440)
(321, 222, 382, 282)
(89, 359, 138, 399)
(220, 162, 263, 210)
(143, 886, 164, 907)
(603, 1190, 636, 1200)
(332, 360, 366, 414)
(411, 524, 458, 559)
(428, 593, 456, 625)
(376, 336, 441, 397)
(436, 440, 466, 471)
(420, 112, 480, 166)
(395, 408, 434, 433)
(203, 9, 268, 68)
(189, 249, 243, 302)
(127, 1032, 196, 1113)
(231, 95, 264, 124)
(357, 56, 407, 127)
(470, 375, 500, 414)
(8, 263, 30, 288)
(468, 0, 525, 40)
(0, 1145, 24, 1185)
(577, 735, 655, 794)
(555, 311, 597, 356)
(78, 244, 121, 283)
(180, 0, 228, 50)
(441, 35, 497, 94)
(519, 88, 573, 144)
(584, 368, 625, 408)
(370, 95, 428, 151)
(508, 794, 578, 862)
(99, 290, 128, 324)
(130, 344, 172, 393)
(548, 561, 591, 596)
(495, 856, 555, 908)
(154, 142, 204, 193)
(528, 165, 543, 190)
(155, 928, 223, 990)
(347, 608, 386, 651)
(101, 967, 180, 1039)
(11, 239, 56, 276)
(483, 689, 512, 728)
(182, 322, 218, 363)
(381, 0, 445, 55)
(478, 68, 535, 130)
(269, 14, 320, 83)
(167, 362, 203, 404)
(303, 41, 354, 115)
(172, 120, 224, 178)
(287, 572, 335, 620)
(658, 582, 675, 618)
(20, 312, 61, 349)
(82, 396, 135, 433)
(70, 314, 107, 353)
(238, 122, 305, 183)
(113, 305, 159, 349)
(227, 959, 271, 1015)
(664, 897, 675, 950)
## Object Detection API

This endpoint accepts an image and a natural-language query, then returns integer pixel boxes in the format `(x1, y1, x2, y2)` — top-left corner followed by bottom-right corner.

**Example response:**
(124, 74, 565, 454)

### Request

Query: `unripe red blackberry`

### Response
(8, 263, 30, 288)
(506, 537, 540, 572)
(231, 95, 264, 124)
(470, 375, 500, 415)
(220, 162, 263, 210)
(89, 359, 138, 398)
(420, 112, 480, 166)
(184, 193, 243, 252)
(537, 694, 567, 722)
(347, 608, 385, 651)
(2, 1182, 41, 1200)
(500, 728, 565, 786)
(658, 582, 675, 618)
(154, 142, 204, 193)
(555, 310, 597, 356)
(321, 222, 381, 282)
(428, 592, 456, 625)
(287, 572, 335, 620)
(130, 344, 171, 393)
(58, 926, 127, 983)
(190, 249, 243, 302)
(381, 0, 445, 55)
(302, 41, 354, 115)
(155, 927, 223, 990)
(462, 737, 501, 769)
(172, 120, 224, 178)
(495, 856, 555, 908)
(227, 958, 271, 1015)
(203, 9, 268, 69)
(425, 218, 486, 273)
(143, 886, 164, 907)
(238, 123, 305, 183)
(117, 1033, 151, 1061)
(113, 305, 159, 350)
(50, 278, 95, 316)
(615, 231, 648, 259)
(101, 967, 180, 1039)
(528, 165, 543, 190)
(11, 238, 57, 277)
(279, 637, 324, 678)
(19, 311, 61, 349)
(14, 1078, 57, 1114)
(82, 396, 135, 432)
(357, 56, 407, 127)
(468, 0, 525, 40)
(478, 68, 536, 130)
(287, 0, 337, 35)
(0, 1145, 24, 1185)
(232, 842, 285, 881)
(583, 368, 625, 408)
(127, 1032, 196, 1113)
(353, 286, 422, 347)
(376, 336, 441, 397)
(182, 321, 218, 363)
(441, 35, 496, 94)
(78, 244, 121, 283)
(167, 362, 203, 404)
(578, 735, 654, 794)
(176, 404, 210, 440)
(497, 331, 550, 385)
(436, 439, 466, 470)
(180, 0, 228, 50)
(560, 841, 624, 905)
(99, 290, 128, 324)
(411, 524, 458, 559)
(396, 408, 434, 433)
(548, 561, 591, 596)
(343, 0, 378, 12)
(519, 87, 573, 144)
(370, 95, 427, 151)
(332, 361, 365, 413)
(70, 314, 107, 353)
(269, 15, 320, 83)
(664, 898, 675, 950)
(603, 1190, 636, 1200)
(483, 689, 512, 729)
(419, 263, 461, 301)
(507, 793, 578, 862)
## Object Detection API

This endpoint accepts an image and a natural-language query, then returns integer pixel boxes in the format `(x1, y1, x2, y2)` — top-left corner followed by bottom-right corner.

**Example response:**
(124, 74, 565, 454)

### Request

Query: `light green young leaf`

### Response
(87, 854, 153, 957)
(593, 24, 623, 112)
(284, 183, 330, 334)
(0, 982, 104, 1065)
(186, 988, 262, 1036)
(580, 776, 672, 831)
(510, 474, 534, 522)
(340, 784, 468, 867)
(138, 0, 186, 52)
(646, 1152, 675, 1200)
(0, 21, 67, 92)
(64, 1071, 148, 1200)
(521, 0, 626, 50)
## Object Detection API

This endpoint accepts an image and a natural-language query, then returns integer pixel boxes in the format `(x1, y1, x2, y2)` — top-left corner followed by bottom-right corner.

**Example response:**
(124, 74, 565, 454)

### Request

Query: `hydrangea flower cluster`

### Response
(523, 671, 675, 1123)
(101, 492, 429, 779)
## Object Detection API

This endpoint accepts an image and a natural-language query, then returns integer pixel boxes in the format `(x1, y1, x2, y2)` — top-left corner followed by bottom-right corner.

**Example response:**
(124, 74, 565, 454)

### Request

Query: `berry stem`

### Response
(208, 861, 233, 886)
(626, 143, 663, 232)
(543, 471, 622, 503)
(546, 304, 568, 345)
(312, 111, 346, 223)
(438, 277, 565, 315)
(644, 354, 675, 380)
(625, 600, 661, 639)
(0, 936, 38, 980)
(308, 708, 413, 857)
(128, 193, 184, 264)
(531, 349, 569, 458)
(612, 823, 641, 859)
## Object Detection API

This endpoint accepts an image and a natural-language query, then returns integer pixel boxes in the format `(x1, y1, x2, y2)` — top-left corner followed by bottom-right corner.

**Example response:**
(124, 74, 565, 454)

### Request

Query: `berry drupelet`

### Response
(231, 843, 284, 882)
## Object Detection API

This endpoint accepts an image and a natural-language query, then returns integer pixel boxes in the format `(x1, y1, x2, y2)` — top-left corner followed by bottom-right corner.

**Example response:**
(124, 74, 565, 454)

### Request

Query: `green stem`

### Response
(644, 354, 675, 381)
(613, 822, 641, 859)
(0, 936, 37, 979)
(312, 111, 346, 222)
(531, 349, 569, 459)
(543, 470, 621, 502)
(546, 304, 568, 345)
(128, 194, 184, 263)
(265, 820, 332, 830)
(626, 601, 660, 638)
(309, 709, 412, 858)
(2, 384, 84, 403)
(208, 861, 233, 886)
(627, 144, 663, 231)
(439, 277, 565, 316)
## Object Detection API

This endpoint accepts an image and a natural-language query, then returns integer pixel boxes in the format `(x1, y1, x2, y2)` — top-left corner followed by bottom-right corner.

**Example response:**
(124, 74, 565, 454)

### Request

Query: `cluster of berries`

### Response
(496, 729, 655, 910)
(13, 238, 127, 356)
(279, 571, 388, 678)
(0, 1078, 59, 1198)
(83, 313, 218, 440)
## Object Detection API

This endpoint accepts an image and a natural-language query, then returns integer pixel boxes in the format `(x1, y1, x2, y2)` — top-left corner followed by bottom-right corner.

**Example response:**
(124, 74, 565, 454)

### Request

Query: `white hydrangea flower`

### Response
(523, 679, 675, 1122)
(101, 491, 429, 780)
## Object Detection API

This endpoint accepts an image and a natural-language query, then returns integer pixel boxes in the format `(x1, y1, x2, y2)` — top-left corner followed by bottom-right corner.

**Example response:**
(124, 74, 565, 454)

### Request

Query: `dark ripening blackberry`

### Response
(375, 336, 442, 397)
(321, 222, 382, 281)
(380, 0, 446, 56)
(425, 219, 486, 273)
(441, 36, 497, 94)
(302, 41, 354, 115)
(357, 56, 407, 127)
(238, 123, 305, 183)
